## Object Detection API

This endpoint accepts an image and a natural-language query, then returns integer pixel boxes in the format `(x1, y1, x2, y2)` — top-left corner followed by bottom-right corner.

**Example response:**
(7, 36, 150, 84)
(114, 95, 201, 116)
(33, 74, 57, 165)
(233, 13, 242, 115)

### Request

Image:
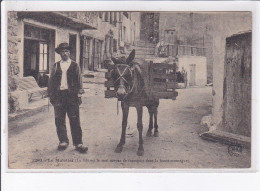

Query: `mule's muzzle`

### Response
(116, 86, 127, 101)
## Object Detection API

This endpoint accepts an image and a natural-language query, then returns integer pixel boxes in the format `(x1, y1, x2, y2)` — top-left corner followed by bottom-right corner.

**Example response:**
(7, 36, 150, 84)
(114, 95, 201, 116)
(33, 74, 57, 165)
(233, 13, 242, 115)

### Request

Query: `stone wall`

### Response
(8, 12, 22, 113)
(178, 56, 207, 86)
(8, 12, 20, 77)
(211, 12, 252, 131)
(222, 32, 251, 137)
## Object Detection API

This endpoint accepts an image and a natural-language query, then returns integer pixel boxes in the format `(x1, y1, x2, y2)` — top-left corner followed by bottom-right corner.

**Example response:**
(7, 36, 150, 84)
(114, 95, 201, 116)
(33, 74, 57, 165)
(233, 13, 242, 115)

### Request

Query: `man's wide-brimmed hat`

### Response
(55, 43, 72, 54)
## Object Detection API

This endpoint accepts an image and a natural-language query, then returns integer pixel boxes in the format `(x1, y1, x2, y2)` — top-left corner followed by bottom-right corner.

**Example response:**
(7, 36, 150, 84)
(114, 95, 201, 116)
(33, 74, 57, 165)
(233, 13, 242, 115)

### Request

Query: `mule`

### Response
(110, 49, 159, 156)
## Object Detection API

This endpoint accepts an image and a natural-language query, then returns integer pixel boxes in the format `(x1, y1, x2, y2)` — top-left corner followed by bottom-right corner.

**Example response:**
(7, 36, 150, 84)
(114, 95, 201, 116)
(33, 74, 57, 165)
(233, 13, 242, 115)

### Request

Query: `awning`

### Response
(17, 12, 97, 30)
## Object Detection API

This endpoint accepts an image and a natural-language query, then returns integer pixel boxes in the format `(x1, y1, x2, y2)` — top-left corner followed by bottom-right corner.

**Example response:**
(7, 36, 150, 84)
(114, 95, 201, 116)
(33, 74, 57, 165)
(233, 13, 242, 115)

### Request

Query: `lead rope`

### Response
(117, 100, 119, 115)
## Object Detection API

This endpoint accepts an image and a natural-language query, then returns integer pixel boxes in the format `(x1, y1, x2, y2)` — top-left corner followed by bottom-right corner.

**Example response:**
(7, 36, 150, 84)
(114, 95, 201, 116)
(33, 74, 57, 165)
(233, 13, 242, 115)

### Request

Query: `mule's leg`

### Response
(136, 106, 144, 156)
(115, 102, 129, 153)
(146, 106, 153, 137)
(154, 107, 159, 137)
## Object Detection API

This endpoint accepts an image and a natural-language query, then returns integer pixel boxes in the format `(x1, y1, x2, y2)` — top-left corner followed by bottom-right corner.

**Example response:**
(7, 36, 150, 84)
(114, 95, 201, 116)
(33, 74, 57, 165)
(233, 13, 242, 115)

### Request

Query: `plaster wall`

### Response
(178, 56, 207, 86)
(211, 12, 252, 128)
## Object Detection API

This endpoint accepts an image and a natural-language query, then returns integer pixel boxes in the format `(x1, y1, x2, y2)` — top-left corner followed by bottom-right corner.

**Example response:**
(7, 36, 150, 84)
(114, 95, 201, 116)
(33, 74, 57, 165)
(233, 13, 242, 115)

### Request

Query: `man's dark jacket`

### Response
(47, 61, 83, 105)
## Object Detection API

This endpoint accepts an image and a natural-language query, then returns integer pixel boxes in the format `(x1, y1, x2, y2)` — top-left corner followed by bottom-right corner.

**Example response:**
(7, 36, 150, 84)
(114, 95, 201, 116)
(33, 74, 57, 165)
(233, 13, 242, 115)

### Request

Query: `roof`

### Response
(228, 30, 252, 38)
(17, 12, 97, 30)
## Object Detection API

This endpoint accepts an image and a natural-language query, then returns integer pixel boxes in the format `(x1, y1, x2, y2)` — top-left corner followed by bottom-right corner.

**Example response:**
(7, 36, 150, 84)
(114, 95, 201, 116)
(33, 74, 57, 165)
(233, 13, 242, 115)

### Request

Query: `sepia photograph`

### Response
(5, 10, 252, 169)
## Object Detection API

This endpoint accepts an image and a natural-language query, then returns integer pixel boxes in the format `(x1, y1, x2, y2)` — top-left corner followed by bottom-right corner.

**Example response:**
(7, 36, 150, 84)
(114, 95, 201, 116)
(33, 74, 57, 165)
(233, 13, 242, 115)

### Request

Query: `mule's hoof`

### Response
(137, 149, 144, 156)
(154, 131, 159, 137)
(115, 145, 123, 153)
(146, 130, 152, 137)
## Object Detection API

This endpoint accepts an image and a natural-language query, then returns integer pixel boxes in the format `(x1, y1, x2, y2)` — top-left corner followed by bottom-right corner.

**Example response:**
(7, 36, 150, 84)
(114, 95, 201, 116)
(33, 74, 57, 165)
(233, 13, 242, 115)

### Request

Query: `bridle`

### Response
(114, 64, 135, 100)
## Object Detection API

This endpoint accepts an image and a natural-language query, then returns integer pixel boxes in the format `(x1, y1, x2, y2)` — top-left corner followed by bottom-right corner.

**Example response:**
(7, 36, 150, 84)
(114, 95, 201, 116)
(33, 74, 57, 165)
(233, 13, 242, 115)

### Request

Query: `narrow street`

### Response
(8, 85, 250, 169)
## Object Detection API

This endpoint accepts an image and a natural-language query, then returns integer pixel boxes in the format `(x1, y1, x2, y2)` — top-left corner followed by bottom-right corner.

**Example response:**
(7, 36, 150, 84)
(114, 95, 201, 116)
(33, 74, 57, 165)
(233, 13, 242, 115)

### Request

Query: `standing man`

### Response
(155, 40, 167, 57)
(48, 43, 88, 153)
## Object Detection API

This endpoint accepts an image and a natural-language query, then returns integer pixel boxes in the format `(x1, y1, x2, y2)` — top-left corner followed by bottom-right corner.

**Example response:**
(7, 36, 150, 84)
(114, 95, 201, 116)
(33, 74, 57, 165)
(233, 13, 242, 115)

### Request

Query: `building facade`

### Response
(140, 13, 159, 43)
(210, 12, 252, 137)
(178, 56, 207, 87)
(8, 11, 141, 84)
(8, 12, 98, 81)
(159, 12, 213, 84)
(80, 12, 141, 71)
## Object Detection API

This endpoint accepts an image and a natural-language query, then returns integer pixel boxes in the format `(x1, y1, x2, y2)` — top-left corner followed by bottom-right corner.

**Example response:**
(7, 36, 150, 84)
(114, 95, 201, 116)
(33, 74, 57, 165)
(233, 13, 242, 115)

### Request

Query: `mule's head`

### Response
(110, 49, 135, 101)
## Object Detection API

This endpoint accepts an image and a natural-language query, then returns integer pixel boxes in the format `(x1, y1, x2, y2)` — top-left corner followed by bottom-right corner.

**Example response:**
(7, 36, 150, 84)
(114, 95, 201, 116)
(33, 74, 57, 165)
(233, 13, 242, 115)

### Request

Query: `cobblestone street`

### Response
(8, 85, 251, 169)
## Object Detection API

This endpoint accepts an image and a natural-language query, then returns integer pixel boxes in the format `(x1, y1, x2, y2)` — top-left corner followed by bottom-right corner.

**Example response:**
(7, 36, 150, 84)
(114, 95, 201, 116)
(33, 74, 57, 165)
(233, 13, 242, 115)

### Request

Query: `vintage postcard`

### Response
(4, 6, 253, 170)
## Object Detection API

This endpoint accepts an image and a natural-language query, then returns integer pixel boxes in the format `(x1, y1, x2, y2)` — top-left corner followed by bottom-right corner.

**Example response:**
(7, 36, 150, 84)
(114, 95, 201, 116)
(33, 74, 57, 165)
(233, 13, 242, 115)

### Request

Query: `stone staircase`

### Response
(130, 41, 156, 58)
(82, 41, 157, 85)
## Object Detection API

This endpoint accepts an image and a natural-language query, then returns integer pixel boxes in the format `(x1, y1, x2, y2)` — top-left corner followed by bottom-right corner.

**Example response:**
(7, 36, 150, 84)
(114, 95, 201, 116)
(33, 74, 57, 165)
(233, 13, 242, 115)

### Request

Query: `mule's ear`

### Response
(111, 56, 118, 65)
(126, 49, 135, 65)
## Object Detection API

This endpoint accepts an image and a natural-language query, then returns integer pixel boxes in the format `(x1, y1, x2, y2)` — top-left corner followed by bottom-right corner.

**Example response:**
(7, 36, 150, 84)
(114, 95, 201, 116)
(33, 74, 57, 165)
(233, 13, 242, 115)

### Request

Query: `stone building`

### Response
(8, 11, 141, 81)
(8, 11, 98, 81)
(7, 11, 141, 112)
(80, 12, 141, 71)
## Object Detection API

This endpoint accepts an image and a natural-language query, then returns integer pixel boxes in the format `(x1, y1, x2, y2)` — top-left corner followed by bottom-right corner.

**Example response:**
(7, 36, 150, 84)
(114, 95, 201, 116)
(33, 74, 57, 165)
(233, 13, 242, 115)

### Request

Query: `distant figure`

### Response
(149, 34, 154, 43)
(155, 40, 167, 57)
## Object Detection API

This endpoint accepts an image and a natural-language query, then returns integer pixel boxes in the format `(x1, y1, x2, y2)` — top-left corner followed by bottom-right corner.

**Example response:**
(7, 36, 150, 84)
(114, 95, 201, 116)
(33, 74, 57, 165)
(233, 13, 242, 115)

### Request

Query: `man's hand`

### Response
(79, 89, 85, 94)
(78, 96, 82, 105)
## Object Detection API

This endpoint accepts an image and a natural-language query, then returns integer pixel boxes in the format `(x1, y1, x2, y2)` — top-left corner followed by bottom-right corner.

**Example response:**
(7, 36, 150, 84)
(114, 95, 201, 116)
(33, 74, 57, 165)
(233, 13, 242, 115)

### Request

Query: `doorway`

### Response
(23, 24, 55, 87)
(189, 64, 196, 86)
(80, 36, 91, 72)
(24, 39, 39, 78)
(69, 34, 77, 61)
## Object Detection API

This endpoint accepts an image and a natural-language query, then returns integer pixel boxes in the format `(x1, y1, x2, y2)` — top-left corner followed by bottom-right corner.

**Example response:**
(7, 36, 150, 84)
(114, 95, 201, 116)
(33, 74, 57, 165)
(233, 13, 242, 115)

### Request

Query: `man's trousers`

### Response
(53, 90, 82, 146)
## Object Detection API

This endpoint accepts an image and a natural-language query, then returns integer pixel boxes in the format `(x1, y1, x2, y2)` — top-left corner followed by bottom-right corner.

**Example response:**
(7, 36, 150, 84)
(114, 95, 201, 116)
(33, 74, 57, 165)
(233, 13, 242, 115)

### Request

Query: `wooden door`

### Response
(189, 64, 196, 86)
(69, 34, 77, 61)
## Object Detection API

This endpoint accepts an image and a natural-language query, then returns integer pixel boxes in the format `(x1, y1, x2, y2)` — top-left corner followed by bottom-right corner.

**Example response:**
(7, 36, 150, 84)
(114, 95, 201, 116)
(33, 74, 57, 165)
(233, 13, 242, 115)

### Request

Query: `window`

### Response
(113, 12, 117, 25)
(24, 24, 50, 41)
(99, 12, 103, 19)
(123, 26, 126, 41)
(113, 39, 117, 52)
(120, 26, 123, 41)
(123, 12, 129, 18)
(110, 12, 114, 24)
(109, 37, 113, 54)
(82, 37, 91, 71)
(39, 43, 48, 72)
(105, 12, 109, 22)
(119, 12, 122, 23)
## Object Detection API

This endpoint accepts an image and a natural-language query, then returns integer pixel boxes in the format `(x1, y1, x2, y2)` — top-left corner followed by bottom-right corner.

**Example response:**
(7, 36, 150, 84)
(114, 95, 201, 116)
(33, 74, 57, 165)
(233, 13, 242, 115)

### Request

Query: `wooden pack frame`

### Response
(104, 58, 178, 100)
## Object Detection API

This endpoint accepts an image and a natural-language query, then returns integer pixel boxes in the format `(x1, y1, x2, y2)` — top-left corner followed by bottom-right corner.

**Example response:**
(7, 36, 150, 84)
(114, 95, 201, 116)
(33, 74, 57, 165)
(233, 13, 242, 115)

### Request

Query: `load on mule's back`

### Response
(104, 49, 178, 156)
